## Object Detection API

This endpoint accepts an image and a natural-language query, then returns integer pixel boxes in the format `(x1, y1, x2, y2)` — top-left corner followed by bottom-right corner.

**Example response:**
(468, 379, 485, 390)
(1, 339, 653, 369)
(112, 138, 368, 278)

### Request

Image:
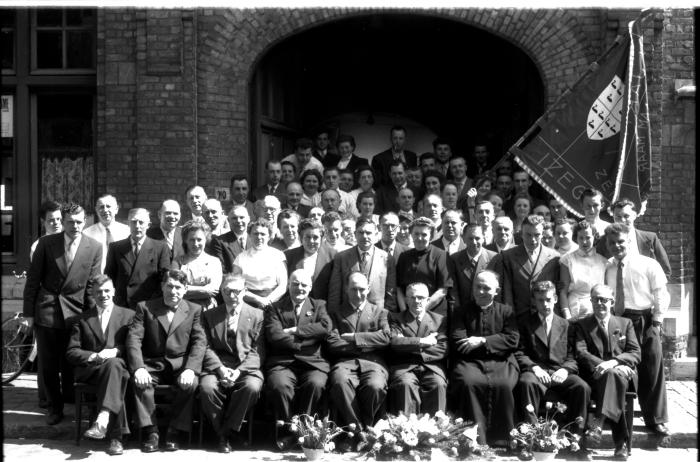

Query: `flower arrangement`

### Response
(509, 402, 584, 460)
(362, 411, 489, 461)
(276, 414, 354, 452)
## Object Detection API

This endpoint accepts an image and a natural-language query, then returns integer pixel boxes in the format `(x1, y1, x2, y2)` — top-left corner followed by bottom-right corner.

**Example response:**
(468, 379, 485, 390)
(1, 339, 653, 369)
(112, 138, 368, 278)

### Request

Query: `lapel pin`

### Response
(306, 311, 313, 317)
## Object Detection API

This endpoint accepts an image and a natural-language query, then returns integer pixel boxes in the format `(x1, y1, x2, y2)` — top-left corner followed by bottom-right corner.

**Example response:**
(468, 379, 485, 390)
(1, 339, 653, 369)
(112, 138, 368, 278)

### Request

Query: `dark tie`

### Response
(597, 322, 611, 357)
(132, 240, 140, 259)
(615, 260, 625, 316)
(360, 251, 369, 274)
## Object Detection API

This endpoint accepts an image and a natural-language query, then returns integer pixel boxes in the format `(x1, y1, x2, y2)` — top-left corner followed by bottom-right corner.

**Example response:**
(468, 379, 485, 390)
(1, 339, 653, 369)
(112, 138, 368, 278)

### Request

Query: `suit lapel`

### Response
(211, 305, 228, 348)
(235, 305, 252, 359)
(341, 302, 358, 332)
(122, 239, 136, 267)
(417, 312, 433, 337)
(588, 318, 605, 355)
(133, 238, 153, 272)
(85, 308, 105, 344)
(154, 301, 172, 334)
(533, 317, 549, 347)
(169, 300, 190, 334)
(52, 236, 69, 278)
(607, 316, 620, 353)
(356, 303, 373, 331)
(297, 299, 314, 328)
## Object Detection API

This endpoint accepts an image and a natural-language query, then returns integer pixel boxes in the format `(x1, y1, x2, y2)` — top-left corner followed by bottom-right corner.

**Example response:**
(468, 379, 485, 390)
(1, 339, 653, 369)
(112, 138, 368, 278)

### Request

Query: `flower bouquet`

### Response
(276, 414, 355, 460)
(509, 402, 583, 461)
(362, 411, 490, 461)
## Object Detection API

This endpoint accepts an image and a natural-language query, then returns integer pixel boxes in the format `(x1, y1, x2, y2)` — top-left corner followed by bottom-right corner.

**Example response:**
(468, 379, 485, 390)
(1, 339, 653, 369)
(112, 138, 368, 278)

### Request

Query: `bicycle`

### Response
(2, 312, 37, 384)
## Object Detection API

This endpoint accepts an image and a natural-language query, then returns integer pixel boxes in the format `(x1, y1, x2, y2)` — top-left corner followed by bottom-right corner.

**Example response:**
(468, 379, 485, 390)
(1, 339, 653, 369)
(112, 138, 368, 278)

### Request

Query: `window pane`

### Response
(0, 10, 16, 27)
(1, 30, 14, 70)
(37, 94, 93, 150)
(36, 9, 63, 27)
(66, 9, 95, 27)
(1, 94, 15, 254)
(66, 30, 94, 69)
(36, 30, 63, 69)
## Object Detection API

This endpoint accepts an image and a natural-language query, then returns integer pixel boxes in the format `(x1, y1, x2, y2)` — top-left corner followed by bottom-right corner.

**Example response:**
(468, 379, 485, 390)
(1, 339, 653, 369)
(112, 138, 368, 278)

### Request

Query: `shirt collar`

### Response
(131, 235, 146, 247)
(352, 300, 367, 312)
(227, 304, 242, 317)
(467, 247, 482, 261)
(65, 233, 81, 247)
(539, 313, 554, 325)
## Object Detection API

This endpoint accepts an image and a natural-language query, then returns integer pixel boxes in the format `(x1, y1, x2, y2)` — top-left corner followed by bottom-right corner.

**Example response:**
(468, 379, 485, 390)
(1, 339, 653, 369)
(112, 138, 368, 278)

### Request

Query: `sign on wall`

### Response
(1, 95, 13, 138)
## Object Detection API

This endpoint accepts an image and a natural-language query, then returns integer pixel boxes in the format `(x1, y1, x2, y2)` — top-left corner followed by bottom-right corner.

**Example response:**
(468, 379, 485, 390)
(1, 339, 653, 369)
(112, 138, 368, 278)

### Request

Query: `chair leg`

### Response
(75, 388, 82, 446)
(625, 394, 635, 455)
(247, 406, 255, 447)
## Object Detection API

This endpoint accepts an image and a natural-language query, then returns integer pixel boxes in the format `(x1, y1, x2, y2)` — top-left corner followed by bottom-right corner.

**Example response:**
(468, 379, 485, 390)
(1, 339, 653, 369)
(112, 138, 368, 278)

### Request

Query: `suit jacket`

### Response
(284, 246, 334, 300)
(389, 310, 447, 381)
(209, 231, 251, 273)
(146, 226, 184, 264)
(449, 248, 497, 307)
(104, 237, 171, 309)
(328, 246, 396, 312)
(595, 228, 671, 278)
(23, 233, 103, 329)
(313, 149, 341, 168)
(371, 149, 418, 187)
(201, 303, 265, 380)
(484, 241, 516, 254)
(431, 237, 467, 254)
(264, 296, 331, 373)
(375, 184, 401, 215)
(514, 313, 578, 374)
(338, 155, 369, 177)
(326, 301, 390, 372)
(82, 221, 131, 271)
(252, 183, 287, 204)
(66, 305, 135, 376)
(283, 203, 312, 219)
(375, 241, 409, 266)
(500, 245, 560, 317)
(126, 297, 206, 375)
(574, 315, 641, 378)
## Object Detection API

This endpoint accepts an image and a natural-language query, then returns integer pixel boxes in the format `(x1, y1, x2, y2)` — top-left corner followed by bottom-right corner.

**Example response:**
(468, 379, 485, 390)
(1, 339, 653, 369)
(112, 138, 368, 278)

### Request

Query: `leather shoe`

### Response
(613, 442, 628, 460)
(84, 422, 108, 440)
(141, 432, 159, 453)
(217, 435, 231, 453)
(46, 412, 64, 425)
(107, 439, 124, 456)
(164, 429, 179, 452)
(649, 423, 670, 436)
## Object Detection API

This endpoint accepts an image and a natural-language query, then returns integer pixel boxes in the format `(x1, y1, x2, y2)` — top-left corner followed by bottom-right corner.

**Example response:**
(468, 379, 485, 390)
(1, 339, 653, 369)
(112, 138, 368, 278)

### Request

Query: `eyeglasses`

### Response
(591, 296, 614, 304)
(381, 224, 399, 230)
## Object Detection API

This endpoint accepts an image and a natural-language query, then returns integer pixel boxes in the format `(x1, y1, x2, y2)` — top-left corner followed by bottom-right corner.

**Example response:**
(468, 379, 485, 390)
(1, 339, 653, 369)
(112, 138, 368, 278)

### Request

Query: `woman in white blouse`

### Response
(172, 220, 222, 310)
(300, 169, 323, 208)
(233, 218, 288, 310)
(559, 220, 607, 320)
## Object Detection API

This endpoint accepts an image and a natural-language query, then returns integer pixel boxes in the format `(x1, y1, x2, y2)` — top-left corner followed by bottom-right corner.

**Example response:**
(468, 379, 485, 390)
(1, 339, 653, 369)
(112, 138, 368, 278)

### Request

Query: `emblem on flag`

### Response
(587, 76, 625, 140)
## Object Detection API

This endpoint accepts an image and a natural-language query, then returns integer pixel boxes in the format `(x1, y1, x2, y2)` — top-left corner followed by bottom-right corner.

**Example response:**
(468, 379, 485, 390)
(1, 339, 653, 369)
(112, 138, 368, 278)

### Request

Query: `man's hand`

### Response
(532, 365, 551, 385)
(283, 326, 298, 335)
(419, 332, 438, 347)
(218, 366, 240, 388)
(341, 333, 355, 343)
(593, 359, 618, 379)
(393, 332, 404, 338)
(96, 348, 119, 361)
(551, 368, 569, 384)
(19, 316, 34, 333)
(614, 364, 636, 380)
(178, 368, 197, 391)
(455, 336, 485, 354)
(134, 367, 153, 389)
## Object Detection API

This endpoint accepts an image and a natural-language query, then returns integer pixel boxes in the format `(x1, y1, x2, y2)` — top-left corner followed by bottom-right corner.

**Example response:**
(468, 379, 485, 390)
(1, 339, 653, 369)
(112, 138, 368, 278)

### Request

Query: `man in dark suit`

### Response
(327, 272, 391, 432)
(312, 128, 340, 168)
(431, 209, 466, 256)
(23, 202, 103, 425)
(106, 208, 171, 309)
(574, 284, 641, 460)
(264, 269, 332, 448)
(285, 219, 335, 300)
(200, 274, 265, 453)
(595, 199, 672, 278)
(515, 281, 592, 460)
(371, 125, 417, 187)
(329, 218, 396, 312)
(252, 160, 286, 204)
(230, 175, 257, 220)
(146, 199, 183, 264)
(485, 216, 516, 254)
(284, 181, 312, 218)
(375, 160, 407, 215)
(210, 205, 251, 273)
(66, 275, 135, 455)
(449, 224, 497, 308)
(499, 215, 560, 320)
(376, 212, 409, 266)
(388, 282, 447, 415)
(126, 269, 206, 452)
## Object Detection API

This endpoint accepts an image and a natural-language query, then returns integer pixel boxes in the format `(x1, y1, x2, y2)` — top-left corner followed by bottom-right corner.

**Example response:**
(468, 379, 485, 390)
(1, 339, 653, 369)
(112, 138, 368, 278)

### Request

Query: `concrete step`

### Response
(669, 356, 697, 381)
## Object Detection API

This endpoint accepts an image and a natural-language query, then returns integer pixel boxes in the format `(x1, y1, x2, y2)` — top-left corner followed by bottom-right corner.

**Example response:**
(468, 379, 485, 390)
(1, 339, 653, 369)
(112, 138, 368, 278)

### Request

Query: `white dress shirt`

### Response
(605, 254, 669, 322)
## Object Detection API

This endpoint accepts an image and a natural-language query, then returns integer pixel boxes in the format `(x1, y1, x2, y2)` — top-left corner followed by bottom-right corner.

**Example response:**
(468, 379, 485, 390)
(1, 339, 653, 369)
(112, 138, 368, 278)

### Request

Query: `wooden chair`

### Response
(74, 382, 99, 446)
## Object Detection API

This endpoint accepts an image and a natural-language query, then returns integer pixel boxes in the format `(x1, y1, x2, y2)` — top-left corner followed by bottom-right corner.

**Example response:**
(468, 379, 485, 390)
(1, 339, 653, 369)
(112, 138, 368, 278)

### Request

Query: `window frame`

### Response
(31, 8, 96, 75)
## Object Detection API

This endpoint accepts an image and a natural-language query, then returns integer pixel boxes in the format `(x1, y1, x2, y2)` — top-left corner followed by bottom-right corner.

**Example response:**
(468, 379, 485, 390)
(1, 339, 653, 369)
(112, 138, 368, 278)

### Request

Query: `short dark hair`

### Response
(61, 202, 84, 218)
(389, 160, 406, 171)
(572, 219, 599, 241)
(230, 175, 249, 190)
(180, 220, 212, 254)
(531, 280, 556, 295)
(580, 188, 604, 203)
(299, 218, 323, 236)
(423, 169, 446, 187)
(612, 198, 636, 212)
(280, 160, 297, 174)
(390, 125, 406, 135)
(295, 138, 314, 150)
(324, 166, 340, 177)
(161, 269, 188, 286)
(265, 160, 282, 170)
(553, 218, 576, 232)
(522, 214, 545, 228)
(355, 217, 377, 230)
(276, 209, 300, 229)
(604, 223, 631, 238)
(336, 134, 356, 149)
(432, 137, 452, 150)
(420, 152, 437, 164)
(354, 165, 375, 183)
(40, 200, 62, 220)
(321, 211, 342, 225)
(300, 169, 323, 185)
(90, 274, 113, 290)
(356, 191, 376, 210)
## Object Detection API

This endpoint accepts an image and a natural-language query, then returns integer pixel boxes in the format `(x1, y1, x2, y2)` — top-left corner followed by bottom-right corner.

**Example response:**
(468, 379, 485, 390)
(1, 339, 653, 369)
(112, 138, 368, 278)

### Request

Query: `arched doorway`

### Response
(249, 13, 544, 185)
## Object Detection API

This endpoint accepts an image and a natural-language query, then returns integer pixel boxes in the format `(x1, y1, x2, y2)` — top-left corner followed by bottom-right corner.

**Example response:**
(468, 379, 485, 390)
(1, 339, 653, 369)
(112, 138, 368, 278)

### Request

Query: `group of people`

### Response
(21, 126, 672, 460)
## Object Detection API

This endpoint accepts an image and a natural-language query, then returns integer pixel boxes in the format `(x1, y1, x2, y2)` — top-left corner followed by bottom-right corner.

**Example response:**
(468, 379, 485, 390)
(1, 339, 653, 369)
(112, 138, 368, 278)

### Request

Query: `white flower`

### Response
(545, 401, 553, 410)
(454, 417, 464, 425)
(430, 447, 450, 462)
(526, 404, 536, 414)
(461, 424, 479, 442)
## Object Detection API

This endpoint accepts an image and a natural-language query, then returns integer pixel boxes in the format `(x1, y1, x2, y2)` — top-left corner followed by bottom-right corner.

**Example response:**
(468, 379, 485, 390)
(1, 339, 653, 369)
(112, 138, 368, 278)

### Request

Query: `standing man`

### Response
(185, 185, 207, 223)
(448, 156, 473, 202)
(210, 205, 251, 274)
(83, 194, 130, 271)
(320, 189, 343, 216)
(200, 275, 265, 453)
(202, 198, 231, 236)
(105, 208, 171, 309)
(396, 187, 415, 222)
(432, 209, 466, 255)
(468, 143, 494, 177)
(432, 138, 452, 178)
(312, 127, 340, 168)
(127, 270, 206, 452)
(419, 153, 438, 175)
(485, 216, 515, 253)
(66, 275, 135, 455)
(376, 160, 407, 215)
(574, 284, 641, 459)
(230, 175, 257, 220)
(284, 219, 335, 300)
(146, 199, 184, 264)
(450, 224, 497, 307)
(23, 202, 102, 424)
(264, 270, 332, 447)
(473, 200, 495, 246)
(282, 138, 324, 176)
(253, 160, 286, 203)
(500, 215, 560, 320)
(327, 272, 391, 433)
(329, 218, 396, 312)
(596, 199, 671, 278)
(388, 282, 447, 415)
(603, 223, 670, 438)
(371, 126, 417, 187)
(376, 212, 409, 266)
(323, 166, 357, 218)
(284, 181, 312, 218)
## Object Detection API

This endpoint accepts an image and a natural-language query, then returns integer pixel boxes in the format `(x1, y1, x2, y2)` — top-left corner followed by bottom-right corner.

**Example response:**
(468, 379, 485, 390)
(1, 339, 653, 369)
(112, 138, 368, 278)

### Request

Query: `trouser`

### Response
(35, 324, 74, 415)
(516, 371, 590, 432)
(132, 369, 198, 432)
(389, 366, 447, 415)
(200, 373, 262, 434)
(588, 367, 632, 445)
(622, 309, 668, 425)
(75, 358, 130, 438)
(329, 362, 387, 428)
(266, 363, 327, 421)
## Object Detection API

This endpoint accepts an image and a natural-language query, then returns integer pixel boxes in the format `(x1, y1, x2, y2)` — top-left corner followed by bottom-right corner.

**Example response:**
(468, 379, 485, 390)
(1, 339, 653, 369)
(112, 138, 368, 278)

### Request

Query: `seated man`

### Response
(327, 272, 390, 435)
(515, 281, 591, 460)
(264, 269, 332, 448)
(388, 282, 447, 415)
(126, 270, 206, 452)
(200, 275, 265, 453)
(574, 284, 641, 460)
(450, 270, 519, 445)
(66, 275, 135, 456)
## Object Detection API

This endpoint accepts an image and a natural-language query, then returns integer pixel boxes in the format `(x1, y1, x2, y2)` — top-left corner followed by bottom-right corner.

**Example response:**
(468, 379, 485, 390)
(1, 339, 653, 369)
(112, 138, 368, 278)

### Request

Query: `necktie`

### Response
(360, 251, 369, 274)
(66, 239, 77, 268)
(228, 310, 240, 334)
(545, 318, 551, 344)
(597, 321, 611, 357)
(105, 227, 114, 244)
(615, 260, 625, 316)
(295, 304, 302, 319)
(133, 240, 140, 259)
(239, 236, 245, 249)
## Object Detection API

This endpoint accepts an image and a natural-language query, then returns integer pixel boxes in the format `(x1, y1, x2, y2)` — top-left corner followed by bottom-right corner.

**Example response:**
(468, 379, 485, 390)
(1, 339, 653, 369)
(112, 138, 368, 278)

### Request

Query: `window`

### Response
(1, 10, 15, 72)
(1, 93, 15, 254)
(33, 8, 96, 72)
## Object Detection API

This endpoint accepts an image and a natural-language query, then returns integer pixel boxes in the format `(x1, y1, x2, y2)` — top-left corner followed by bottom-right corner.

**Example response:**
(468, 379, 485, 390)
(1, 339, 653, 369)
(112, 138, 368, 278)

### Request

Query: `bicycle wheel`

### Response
(2, 315, 34, 384)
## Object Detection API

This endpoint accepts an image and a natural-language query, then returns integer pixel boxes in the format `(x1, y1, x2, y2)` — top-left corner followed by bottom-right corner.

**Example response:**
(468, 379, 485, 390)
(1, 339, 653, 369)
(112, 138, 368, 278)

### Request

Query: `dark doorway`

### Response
(250, 13, 544, 185)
